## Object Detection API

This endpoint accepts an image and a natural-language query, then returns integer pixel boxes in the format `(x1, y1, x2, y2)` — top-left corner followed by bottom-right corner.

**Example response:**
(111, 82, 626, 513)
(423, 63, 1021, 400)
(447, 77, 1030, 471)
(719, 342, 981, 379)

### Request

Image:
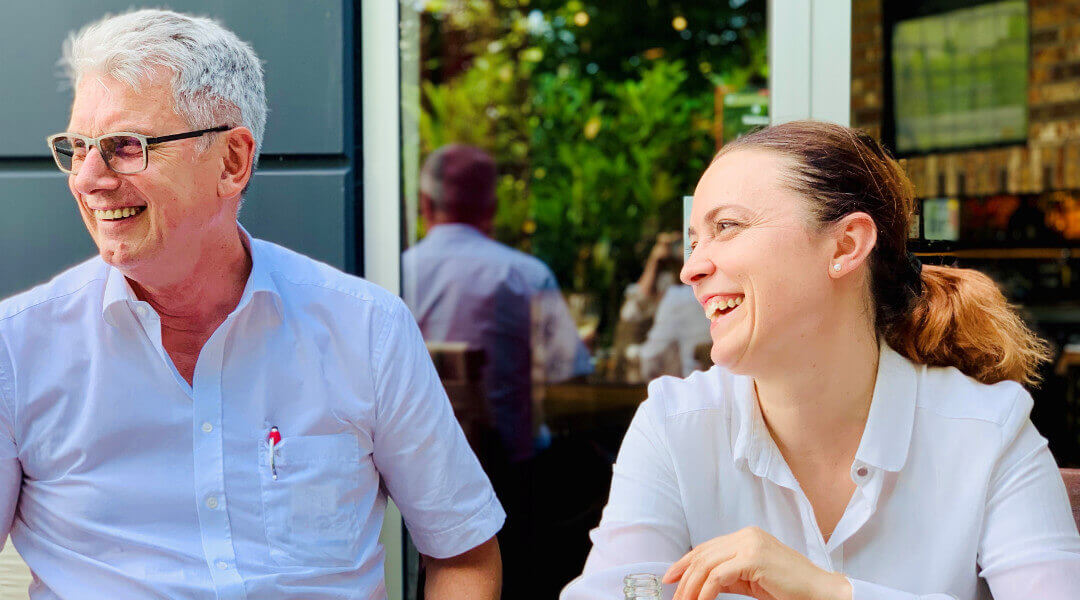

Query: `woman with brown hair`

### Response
(561, 121, 1080, 600)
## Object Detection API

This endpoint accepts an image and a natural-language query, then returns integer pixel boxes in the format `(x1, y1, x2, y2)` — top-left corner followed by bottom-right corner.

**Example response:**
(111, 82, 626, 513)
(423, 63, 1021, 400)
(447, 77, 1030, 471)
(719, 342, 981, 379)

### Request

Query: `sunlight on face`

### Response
(66, 71, 229, 279)
(680, 149, 836, 375)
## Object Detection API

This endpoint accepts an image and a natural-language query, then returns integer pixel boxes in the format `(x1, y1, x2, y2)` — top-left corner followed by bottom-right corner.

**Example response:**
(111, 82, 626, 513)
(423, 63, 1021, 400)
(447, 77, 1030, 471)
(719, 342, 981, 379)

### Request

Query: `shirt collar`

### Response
(101, 224, 283, 327)
(731, 375, 773, 478)
(853, 343, 918, 472)
(425, 223, 486, 240)
(730, 342, 918, 478)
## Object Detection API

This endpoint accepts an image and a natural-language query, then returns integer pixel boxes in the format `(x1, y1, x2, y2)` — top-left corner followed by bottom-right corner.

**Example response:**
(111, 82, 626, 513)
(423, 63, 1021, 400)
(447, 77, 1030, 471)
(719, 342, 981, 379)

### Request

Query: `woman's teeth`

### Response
(705, 296, 743, 320)
(94, 206, 145, 221)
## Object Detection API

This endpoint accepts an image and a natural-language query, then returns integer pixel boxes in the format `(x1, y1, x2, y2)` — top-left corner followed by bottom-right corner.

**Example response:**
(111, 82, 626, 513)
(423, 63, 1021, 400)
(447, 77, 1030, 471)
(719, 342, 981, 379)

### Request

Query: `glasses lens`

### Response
(50, 135, 86, 173)
(100, 134, 145, 174)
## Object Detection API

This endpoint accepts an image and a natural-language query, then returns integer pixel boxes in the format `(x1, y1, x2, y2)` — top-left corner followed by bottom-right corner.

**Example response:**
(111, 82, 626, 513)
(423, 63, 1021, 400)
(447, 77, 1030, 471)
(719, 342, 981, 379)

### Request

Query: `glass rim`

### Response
(46, 132, 149, 175)
(45, 125, 231, 175)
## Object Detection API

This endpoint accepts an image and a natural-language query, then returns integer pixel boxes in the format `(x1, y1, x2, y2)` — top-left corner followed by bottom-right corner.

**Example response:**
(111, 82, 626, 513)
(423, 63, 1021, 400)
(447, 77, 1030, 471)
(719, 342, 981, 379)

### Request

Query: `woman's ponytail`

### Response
(885, 264, 1052, 386)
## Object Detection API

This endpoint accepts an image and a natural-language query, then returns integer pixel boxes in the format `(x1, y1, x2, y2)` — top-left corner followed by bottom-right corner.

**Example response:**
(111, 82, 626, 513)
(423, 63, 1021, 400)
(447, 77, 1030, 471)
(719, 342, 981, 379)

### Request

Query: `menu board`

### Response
(891, 0, 1028, 154)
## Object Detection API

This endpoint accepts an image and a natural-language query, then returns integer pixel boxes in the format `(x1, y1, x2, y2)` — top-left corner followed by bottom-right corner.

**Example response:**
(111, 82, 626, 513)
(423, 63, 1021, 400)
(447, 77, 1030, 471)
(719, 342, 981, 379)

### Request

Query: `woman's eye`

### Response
(716, 220, 738, 232)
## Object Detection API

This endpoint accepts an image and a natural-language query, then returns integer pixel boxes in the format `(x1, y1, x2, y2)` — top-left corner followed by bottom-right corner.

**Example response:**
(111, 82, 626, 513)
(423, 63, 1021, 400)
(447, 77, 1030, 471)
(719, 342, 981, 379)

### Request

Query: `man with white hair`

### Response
(0, 9, 502, 599)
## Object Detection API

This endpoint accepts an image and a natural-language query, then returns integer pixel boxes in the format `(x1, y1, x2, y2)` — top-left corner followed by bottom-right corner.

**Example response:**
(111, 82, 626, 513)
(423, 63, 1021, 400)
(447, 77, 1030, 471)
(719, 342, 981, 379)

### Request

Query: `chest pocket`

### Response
(258, 433, 362, 566)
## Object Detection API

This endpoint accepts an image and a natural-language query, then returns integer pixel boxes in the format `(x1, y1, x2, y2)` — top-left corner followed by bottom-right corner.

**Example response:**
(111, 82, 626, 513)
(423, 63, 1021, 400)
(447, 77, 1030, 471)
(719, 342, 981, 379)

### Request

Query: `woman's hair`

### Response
(60, 9, 267, 162)
(716, 120, 1051, 386)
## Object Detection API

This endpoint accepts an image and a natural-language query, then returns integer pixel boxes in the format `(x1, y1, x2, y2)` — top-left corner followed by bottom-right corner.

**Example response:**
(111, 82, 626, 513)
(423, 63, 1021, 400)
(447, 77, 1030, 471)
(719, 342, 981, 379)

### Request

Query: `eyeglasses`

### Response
(46, 126, 230, 175)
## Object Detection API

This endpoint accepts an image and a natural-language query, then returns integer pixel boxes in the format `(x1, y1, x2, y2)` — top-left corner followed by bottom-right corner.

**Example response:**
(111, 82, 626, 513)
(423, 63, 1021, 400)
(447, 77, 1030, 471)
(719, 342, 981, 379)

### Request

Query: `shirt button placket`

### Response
(191, 323, 246, 599)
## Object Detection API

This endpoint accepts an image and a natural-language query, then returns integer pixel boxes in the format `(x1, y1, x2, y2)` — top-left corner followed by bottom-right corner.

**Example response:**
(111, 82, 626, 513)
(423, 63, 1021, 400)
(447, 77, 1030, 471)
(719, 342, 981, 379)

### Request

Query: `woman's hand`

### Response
(662, 527, 852, 600)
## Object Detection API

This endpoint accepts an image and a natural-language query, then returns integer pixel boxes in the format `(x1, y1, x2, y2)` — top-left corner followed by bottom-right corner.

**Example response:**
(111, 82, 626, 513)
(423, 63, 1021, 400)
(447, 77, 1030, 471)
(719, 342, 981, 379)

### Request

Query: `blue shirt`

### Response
(402, 224, 592, 461)
(0, 230, 504, 599)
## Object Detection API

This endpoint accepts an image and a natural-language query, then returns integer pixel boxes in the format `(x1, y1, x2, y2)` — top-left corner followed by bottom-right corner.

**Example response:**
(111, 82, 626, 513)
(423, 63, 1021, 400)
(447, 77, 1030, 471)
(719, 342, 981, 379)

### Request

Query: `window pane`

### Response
(399, 2, 766, 597)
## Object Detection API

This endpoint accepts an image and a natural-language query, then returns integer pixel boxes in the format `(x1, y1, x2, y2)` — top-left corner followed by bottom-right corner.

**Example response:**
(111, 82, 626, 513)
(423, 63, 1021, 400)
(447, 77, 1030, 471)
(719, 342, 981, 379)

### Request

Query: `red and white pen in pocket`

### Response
(267, 426, 281, 480)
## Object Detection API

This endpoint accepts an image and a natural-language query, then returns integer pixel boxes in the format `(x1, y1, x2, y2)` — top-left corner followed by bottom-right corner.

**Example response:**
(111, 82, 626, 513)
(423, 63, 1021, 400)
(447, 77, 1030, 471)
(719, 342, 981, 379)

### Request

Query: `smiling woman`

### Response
(562, 121, 1080, 600)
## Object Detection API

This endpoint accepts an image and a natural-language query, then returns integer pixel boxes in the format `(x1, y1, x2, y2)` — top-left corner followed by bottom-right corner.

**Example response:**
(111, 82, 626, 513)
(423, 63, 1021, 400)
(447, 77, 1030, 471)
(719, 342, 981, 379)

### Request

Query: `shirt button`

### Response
(216, 561, 229, 570)
(201, 422, 213, 433)
(206, 496, 219, 509)
(136, 305, 148, 317)
(856, 466, 869, 477)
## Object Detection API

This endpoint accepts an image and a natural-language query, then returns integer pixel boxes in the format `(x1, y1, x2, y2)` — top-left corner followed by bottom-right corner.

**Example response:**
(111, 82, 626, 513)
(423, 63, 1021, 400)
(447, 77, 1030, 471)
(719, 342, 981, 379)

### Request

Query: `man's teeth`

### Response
(705, 296, 744, 319)
(94, 207, 145, 220)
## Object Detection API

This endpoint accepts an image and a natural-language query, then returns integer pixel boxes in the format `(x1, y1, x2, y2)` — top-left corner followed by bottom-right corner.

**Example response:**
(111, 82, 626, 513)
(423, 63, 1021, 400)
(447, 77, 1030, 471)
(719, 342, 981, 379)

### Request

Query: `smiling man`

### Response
(0, 9, 502, 599)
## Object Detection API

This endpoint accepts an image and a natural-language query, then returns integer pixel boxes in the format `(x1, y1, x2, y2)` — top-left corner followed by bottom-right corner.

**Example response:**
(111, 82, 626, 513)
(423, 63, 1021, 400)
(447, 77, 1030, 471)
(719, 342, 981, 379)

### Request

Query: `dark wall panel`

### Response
(0, 168, 350, 299)
(240, 168, 350, 270)
(0, 0, 345, 157)
(0, 1, 355, 301)
(0, 172, 97, 296)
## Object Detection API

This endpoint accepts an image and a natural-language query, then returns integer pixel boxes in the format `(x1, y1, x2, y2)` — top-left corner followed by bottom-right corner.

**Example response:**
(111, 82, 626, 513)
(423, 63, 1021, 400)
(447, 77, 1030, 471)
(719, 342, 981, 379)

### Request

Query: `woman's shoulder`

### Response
(642, 365, 749, 423)
(916, 362, 1031, 431)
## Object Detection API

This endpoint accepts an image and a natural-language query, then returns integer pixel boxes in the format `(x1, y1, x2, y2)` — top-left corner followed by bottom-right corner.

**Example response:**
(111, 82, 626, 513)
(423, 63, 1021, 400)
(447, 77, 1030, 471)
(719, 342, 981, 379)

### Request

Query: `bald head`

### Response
(420, 144, 497, 229)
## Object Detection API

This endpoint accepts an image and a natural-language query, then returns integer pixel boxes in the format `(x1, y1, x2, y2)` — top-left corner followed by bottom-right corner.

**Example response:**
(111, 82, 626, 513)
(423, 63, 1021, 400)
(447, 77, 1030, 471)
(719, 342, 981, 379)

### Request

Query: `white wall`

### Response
(361, 1, 404, 599)
(768, 0, 852, 126)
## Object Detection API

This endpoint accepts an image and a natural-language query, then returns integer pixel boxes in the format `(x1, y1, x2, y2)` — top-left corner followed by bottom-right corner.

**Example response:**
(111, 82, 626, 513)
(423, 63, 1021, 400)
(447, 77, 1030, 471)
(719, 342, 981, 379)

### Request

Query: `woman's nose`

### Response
(72, 147, 121, 196)
(680, 245, 714, 285)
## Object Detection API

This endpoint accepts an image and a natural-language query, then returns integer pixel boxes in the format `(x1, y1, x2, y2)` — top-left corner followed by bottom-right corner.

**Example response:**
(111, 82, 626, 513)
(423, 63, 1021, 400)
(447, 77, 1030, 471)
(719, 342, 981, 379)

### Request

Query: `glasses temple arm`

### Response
(146, 125, 230, 145)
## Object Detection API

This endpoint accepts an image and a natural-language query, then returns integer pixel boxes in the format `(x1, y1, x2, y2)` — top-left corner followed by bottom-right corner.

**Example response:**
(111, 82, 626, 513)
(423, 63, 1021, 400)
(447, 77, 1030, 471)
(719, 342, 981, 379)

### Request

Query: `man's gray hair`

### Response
(60, 9, 267, 162)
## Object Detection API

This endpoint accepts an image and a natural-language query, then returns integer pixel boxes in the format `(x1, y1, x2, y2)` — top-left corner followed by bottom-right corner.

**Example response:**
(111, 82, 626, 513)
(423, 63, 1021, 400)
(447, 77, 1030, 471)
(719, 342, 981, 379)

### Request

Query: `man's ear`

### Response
(217, 127, 256, 200)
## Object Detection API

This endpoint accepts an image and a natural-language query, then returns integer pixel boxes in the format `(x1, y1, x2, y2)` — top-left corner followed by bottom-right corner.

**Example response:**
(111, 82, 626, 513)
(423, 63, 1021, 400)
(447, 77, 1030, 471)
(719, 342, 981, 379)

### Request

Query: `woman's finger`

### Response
(673, 558, 710, 600)
(695, 559, 745, 600)
(663, 551, 693, 583)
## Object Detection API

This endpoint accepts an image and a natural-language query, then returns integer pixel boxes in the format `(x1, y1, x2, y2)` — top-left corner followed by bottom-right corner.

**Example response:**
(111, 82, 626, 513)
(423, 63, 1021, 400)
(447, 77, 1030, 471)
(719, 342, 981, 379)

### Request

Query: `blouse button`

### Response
(856, 466, 869, 477)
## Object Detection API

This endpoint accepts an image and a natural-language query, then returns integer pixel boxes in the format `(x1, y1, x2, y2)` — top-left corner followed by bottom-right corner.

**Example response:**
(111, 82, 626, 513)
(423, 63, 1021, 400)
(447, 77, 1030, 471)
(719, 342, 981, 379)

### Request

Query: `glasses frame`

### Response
(46, 125, 231, 175)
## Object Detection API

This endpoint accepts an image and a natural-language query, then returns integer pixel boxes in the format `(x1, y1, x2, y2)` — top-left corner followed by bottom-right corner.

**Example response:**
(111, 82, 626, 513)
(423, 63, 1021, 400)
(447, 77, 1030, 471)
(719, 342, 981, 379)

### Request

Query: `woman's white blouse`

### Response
(561, 345, 1080, 599)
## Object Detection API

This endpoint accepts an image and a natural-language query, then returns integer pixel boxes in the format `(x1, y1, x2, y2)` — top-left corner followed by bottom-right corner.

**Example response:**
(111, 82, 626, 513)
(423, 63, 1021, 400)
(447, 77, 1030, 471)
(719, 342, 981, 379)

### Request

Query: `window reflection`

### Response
(399, 1, 766, 597)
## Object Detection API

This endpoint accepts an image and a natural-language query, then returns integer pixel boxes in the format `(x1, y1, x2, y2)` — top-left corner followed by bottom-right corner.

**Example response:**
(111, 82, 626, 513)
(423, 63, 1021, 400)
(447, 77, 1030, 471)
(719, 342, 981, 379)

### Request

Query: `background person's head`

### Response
(57, 9, 266, 282)
(682, 120, 1050, 386)
(419, 144, 498, 234)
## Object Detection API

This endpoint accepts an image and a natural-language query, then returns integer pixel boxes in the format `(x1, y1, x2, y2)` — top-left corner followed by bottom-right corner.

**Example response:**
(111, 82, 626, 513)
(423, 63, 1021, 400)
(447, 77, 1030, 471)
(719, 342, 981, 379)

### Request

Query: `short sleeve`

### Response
(0, 334, 17, 460)
(370, 299, 505, 559)
(0, 333, 22, 547)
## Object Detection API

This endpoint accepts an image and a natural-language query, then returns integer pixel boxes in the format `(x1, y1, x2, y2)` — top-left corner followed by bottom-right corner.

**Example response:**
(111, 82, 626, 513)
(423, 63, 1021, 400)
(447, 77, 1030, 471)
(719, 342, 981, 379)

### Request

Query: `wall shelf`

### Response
(914, 247, 1079, 260)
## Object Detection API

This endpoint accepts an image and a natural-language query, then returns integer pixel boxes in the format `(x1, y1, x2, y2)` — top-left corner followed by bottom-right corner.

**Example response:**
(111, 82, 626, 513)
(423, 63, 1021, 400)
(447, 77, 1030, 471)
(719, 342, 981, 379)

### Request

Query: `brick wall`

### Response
(851, 0, 1080, 197)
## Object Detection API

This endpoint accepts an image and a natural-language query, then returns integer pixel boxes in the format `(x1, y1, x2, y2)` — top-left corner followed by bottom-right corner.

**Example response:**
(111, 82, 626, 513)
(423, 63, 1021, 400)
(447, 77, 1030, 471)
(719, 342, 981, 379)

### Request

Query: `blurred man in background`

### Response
(403, 144, 591, 598)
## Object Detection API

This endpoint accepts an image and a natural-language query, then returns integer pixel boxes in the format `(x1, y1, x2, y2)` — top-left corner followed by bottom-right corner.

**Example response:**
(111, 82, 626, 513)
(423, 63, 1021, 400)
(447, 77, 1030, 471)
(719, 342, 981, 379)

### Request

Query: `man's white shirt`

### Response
(0, 229, 504, 599)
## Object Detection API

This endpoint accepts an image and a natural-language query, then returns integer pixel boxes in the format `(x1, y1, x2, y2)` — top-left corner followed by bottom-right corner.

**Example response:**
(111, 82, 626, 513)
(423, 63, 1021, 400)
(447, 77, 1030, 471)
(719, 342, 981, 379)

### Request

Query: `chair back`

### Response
(1062, 468, 1080, 531)
(425, 343, 495, 463)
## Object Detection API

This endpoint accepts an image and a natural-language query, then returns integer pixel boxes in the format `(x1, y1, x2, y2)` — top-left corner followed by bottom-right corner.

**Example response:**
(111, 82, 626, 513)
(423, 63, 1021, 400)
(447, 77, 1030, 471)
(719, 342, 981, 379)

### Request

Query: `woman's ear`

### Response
(828, 212, 877, 278)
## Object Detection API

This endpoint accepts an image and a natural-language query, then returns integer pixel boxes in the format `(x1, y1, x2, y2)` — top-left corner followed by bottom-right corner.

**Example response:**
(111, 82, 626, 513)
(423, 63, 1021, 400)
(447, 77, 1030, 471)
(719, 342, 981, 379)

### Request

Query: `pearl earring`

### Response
(833, 263, 842, 272)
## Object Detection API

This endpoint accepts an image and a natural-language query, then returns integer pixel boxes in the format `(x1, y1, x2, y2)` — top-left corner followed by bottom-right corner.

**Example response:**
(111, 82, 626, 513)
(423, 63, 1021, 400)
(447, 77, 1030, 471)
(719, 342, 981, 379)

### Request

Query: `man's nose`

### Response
(72, 147, 121, 196)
